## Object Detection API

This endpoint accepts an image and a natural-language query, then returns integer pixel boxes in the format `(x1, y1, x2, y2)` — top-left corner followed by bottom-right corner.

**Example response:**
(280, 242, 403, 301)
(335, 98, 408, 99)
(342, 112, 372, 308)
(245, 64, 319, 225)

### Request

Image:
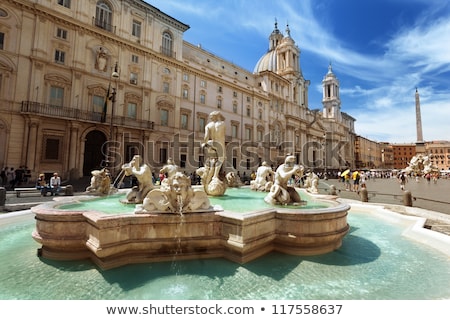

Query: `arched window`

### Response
(95, 1, 113, 32)
(162, 31, 173, 57)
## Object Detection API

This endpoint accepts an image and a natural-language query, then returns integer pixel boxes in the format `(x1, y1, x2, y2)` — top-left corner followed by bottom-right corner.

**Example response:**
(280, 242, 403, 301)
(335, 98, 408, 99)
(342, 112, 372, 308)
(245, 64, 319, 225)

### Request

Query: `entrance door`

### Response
(83, 130, 107, 176)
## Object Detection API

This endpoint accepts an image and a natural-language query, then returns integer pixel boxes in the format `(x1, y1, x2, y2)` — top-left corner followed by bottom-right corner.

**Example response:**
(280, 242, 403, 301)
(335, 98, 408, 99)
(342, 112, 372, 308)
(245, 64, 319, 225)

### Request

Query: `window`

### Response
(180, 154, 187, 168)
(160, 109, 169, 126)
(130, 73, 138, 85)
(95, 1, 113, 32)
(200, 80, 206, 88)
(132, 20, 141, 38)
(127, 103, 137, 119)
(181, 114, 188, 130)
(56, 28, 67, 40)
(43, 137, 61, 160)
(258, 110, 262, 120)
(233, 91, 237, 98)
(246, 107, 251, 117)
(92, 95, 104, 113)
(160, 148, 167, 164)
(245, 128, 251, 140)
(163, 82, 169, 93)
(131, 54, 139, 63)
(49, 86, 64, 106)
(200, 93, 205, 104)
(0, 32, 3, 50)
(182, 88, 189, 99)
(257, 130, 263, 142)
(198, 117, 206, 132)
(232, 125, 238, 138)
(162, 31, 173, 57)
(183, 73, 189, 82)
(217, 98, 222, 109)
(233, 103, 237, 113)
(218, 86, 222, 93)
(58, 0, 71, 8)
(54, 50, 65, 64)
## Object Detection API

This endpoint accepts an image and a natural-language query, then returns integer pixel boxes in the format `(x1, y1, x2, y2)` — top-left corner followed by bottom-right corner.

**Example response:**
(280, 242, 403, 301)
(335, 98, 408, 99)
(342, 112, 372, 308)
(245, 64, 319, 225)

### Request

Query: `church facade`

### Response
(0, 0, 355, 182)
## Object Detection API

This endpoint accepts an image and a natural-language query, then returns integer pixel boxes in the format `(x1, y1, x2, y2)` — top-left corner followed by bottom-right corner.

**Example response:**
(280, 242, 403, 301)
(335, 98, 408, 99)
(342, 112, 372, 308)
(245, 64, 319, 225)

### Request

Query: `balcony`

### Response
(21, 101, 154, 130)
(160, 46, 176, 58)
(92, 18, 116, 33)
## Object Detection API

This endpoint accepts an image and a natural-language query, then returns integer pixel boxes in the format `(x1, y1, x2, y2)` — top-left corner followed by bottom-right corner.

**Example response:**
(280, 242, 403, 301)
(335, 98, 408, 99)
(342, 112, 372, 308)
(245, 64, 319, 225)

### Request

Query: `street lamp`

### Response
(108, 62, 120, 174)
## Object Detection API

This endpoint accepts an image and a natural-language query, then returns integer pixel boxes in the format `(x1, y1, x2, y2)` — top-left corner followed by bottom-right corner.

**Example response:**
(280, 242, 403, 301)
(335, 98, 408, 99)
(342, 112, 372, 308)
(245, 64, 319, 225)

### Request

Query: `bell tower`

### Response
(322, 63, 341, 120)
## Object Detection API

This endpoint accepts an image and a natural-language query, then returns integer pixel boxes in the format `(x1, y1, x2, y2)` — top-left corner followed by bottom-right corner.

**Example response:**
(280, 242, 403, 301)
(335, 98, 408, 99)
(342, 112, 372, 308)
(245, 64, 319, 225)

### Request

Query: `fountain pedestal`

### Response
(32, 195, 350, 269)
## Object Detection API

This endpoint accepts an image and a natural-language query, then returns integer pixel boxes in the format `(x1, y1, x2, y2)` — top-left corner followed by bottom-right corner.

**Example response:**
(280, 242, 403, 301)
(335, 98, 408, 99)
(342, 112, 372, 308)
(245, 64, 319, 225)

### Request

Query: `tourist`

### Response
(352, 170, 360, 192)
(0, 167, 6, 187)
(36, 173, 49, 196)
(398, 172, 408, 190)
(49, 172, 61, 195)
(344, 172, 351, 191)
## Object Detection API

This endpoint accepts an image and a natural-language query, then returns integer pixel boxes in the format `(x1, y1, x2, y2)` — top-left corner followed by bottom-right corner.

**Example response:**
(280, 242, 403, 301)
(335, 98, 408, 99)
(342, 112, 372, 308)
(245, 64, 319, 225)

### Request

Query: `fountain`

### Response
(30, 111, 349, 269)
(31, 161, 350, 269)
(403, 153, 439, 176)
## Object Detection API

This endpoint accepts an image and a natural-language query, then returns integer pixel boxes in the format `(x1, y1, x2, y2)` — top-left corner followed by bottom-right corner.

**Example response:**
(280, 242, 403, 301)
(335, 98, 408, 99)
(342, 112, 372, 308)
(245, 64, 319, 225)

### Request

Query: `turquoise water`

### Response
(1, 209, 450, 299)
(58, 188, 329, 214)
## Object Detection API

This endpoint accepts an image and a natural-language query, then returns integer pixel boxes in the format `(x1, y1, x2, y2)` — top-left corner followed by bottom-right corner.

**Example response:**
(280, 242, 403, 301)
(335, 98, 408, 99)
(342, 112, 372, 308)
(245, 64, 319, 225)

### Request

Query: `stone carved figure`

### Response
(121, 155, 154, 204)
(225, 172, 242, 188)
(250, 161, 274, 192)
(136, 172, 211, 214)
(159, 158, 179, 182)
(198, 111, 227, 196)
(304, 171, 319, 194)
(404, 153, 439, 176)
(95, 47, 108, 72)
(264, 155, 304, 205)
(86, 168, 111, 195)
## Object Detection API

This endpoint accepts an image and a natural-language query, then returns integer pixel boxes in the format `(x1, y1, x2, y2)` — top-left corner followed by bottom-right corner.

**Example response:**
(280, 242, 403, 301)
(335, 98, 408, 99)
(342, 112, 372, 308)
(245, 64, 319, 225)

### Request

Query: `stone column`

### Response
(26, 121, 39, 171)
(68, 125, 79, 170)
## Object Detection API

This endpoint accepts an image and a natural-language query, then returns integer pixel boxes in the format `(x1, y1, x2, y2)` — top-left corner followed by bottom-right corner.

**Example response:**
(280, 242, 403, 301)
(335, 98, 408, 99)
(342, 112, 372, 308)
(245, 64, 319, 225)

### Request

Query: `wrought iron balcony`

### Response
(21, 101, 154, 130)
(92, 18, 116, 33)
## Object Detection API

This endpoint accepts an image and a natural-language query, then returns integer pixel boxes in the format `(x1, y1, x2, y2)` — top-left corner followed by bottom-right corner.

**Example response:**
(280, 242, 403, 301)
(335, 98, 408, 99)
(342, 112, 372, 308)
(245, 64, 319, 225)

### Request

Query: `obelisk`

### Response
(415, 88, 426, 153)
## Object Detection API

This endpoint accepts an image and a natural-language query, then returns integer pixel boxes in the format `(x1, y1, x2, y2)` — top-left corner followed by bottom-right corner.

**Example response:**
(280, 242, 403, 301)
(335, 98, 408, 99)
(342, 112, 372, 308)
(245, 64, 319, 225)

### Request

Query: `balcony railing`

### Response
(92, 17, 116, 33)
(21, 101, 154, 130)
(160, 46, 176, 58)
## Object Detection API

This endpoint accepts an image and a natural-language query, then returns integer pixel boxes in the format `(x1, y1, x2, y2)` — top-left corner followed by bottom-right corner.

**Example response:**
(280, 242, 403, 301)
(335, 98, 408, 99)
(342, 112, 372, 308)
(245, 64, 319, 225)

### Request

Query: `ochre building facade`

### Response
(0, 0, 356, 182)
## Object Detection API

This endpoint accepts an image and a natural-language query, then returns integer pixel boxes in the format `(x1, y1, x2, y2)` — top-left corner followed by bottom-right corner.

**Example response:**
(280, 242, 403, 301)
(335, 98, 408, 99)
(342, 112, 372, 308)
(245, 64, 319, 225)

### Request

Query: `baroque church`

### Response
(0, 0, 355, 182)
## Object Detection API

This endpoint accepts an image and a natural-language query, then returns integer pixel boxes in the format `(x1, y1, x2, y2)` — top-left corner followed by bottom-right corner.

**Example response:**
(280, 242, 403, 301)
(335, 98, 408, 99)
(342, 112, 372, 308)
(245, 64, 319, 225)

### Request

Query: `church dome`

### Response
(253, 21, 297, 74)
(253, 21, 283, 74)
(253, 49, 277, 73)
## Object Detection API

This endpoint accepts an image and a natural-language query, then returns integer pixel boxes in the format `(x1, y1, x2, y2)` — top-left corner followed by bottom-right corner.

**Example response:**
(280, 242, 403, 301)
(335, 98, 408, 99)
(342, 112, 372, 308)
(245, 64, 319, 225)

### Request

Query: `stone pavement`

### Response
(319, 176, 450, 215)
(319, 176, 450, 235)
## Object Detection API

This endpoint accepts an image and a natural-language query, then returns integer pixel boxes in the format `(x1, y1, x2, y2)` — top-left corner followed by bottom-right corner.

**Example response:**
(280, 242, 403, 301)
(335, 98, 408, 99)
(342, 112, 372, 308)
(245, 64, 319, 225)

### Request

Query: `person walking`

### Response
(398, 172, 408, 190)
(352, 170, 361, 192)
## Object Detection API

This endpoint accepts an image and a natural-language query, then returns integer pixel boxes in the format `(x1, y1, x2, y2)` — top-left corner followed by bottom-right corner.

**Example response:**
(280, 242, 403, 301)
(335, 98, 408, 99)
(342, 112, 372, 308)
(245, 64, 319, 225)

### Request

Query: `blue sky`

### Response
(147, 0, 450, 143)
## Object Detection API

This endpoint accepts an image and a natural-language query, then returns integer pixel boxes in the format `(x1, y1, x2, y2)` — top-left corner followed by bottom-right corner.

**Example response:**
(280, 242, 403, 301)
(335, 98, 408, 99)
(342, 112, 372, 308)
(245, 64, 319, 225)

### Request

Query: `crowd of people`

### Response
(0, 166, 32, 190)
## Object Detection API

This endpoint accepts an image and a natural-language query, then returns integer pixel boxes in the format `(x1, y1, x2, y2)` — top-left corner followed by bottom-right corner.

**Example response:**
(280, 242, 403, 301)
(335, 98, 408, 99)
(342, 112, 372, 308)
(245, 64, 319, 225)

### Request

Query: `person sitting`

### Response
(36, 173, 49, 196)
(49, 172, 61, 196)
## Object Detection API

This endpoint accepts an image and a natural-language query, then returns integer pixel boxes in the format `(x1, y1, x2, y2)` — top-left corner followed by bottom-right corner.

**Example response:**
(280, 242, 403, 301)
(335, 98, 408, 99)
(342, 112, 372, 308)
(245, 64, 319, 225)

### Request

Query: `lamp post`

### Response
(108, 62, 120, 174)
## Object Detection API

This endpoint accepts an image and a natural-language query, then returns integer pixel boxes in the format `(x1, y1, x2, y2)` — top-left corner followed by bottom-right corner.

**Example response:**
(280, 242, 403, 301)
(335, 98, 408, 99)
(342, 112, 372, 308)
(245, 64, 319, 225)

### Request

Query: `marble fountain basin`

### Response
(31, 188, 350, 269)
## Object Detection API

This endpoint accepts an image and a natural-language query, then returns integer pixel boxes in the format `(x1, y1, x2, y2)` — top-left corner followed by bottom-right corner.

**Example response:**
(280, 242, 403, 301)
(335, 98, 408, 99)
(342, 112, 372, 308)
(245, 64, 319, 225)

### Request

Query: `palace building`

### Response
(0, 0, 356, 182)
